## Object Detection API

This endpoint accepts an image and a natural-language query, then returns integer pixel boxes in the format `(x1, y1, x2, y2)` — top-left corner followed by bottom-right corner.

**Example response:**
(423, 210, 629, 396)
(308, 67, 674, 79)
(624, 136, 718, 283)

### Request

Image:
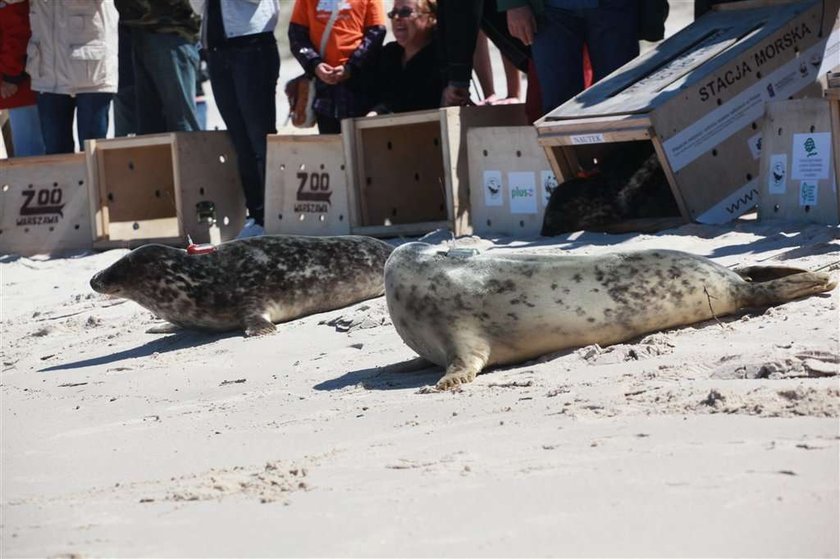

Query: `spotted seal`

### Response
(90, 235, 394, 336)
(384, 244, 836, 389)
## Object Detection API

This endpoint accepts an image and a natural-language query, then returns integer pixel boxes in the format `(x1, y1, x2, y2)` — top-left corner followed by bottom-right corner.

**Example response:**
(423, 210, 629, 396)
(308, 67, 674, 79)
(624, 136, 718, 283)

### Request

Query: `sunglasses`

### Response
(387, 6, 423, 19)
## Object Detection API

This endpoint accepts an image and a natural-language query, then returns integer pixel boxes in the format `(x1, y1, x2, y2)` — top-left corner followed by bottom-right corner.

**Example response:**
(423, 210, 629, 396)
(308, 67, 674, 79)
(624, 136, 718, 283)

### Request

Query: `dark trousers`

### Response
(131, 29, 200, 134)
(316, 113, 342, 135)
(206, 39, 280, 226)
(36, 92, 112, 154)
(532, 0, 639, 114)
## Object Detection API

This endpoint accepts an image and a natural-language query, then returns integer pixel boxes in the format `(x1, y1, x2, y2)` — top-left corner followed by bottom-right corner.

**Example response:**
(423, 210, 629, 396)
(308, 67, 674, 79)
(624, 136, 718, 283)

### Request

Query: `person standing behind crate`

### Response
(26, 0, 118, 154)
(189, 0, 280, 239)
(0, 0, 44, 157)
(289, 0, 387, 134)
(499, 0, 639, 113)
(115, 0, 201, 134)
(367, 0, 444, 115)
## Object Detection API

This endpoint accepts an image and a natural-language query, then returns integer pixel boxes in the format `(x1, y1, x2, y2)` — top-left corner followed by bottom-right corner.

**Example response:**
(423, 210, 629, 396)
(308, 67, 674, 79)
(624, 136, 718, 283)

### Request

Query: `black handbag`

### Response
(638, 0, 669, 41)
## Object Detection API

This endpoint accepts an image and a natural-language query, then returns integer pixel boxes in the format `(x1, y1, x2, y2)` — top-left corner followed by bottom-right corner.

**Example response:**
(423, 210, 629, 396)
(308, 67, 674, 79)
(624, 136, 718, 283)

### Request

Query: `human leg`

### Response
(227, 42, 280, 226)
(8, 105, 45, 157)
(75, 92, 112, 147)
(132, 30, 200, 134)
(530, 7, 586, 113)
(584, 0, 639, 82)
(36, 92, 76, 154)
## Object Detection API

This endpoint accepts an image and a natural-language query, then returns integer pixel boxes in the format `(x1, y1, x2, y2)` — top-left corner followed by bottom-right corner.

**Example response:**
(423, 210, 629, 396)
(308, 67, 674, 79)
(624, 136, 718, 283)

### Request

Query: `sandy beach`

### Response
(1, 217, 838, 557)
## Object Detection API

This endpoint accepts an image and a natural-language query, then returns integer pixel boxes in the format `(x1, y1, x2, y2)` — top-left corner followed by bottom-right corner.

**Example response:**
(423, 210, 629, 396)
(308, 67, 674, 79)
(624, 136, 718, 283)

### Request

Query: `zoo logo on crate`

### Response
(16, 186, 64, 226)
(294, 171, 332, 213)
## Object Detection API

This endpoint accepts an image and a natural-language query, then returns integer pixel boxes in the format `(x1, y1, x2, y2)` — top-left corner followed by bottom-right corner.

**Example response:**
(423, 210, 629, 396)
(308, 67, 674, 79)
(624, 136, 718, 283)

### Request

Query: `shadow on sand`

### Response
(40, 330, 236, 373)
(314, 358, 442, 391)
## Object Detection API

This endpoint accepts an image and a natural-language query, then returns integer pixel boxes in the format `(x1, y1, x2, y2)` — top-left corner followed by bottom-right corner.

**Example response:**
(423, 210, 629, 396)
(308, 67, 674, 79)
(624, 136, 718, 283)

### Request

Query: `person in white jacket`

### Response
(189, 0, 280, 238)
(26, 0, 118, 154)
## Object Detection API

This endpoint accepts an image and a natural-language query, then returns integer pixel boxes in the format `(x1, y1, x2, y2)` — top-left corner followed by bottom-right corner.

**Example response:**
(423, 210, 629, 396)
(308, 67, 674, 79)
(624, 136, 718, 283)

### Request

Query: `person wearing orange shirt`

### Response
(288, 0, 386, 134)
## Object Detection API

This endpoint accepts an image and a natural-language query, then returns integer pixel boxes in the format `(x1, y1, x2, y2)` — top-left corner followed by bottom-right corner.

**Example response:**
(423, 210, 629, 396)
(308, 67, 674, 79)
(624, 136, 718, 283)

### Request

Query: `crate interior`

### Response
(100, 144, 179, 240)
(547, 139, 682, 225)
(357, 121, 447, 226)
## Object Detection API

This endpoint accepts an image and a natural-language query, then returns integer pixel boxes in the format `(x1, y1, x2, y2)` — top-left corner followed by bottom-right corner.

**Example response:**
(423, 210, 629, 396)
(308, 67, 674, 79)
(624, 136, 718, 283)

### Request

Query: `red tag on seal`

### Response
(187, 243, 217, 255)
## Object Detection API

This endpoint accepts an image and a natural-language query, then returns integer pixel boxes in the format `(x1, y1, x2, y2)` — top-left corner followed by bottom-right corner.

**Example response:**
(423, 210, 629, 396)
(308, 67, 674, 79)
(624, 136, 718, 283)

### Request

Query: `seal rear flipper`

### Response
(243, 314, 277, 337)
(733, 265, 812, 282)
(739, 270, 837, 308)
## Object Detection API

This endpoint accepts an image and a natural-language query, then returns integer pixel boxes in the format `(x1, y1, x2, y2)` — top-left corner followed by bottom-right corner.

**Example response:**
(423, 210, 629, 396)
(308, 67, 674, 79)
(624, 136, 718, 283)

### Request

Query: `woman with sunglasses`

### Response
(288, 0, 387, 134)
(367, 0, 443, 116)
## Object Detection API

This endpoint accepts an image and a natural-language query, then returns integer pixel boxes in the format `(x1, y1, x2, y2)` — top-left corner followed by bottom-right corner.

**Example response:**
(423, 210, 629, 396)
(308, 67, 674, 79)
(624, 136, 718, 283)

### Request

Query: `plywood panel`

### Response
(757, 98, 838, 223)
(468, 126, 554, 236)
(0, 153, 93, 255)
(264, 134, 351, 235)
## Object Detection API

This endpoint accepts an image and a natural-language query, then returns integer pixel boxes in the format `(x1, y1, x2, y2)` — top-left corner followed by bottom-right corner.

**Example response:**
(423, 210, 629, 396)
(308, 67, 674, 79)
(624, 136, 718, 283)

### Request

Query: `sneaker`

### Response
(236, 218, 265, 239)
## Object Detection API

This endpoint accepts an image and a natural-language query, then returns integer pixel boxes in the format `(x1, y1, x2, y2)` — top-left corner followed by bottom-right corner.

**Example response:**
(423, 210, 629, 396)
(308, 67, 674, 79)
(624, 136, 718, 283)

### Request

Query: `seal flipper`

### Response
(146, 322, 182, 334)
(738, 270, 837, 308)
(243, 314, 277, 337)
(436, 345, 490, 390)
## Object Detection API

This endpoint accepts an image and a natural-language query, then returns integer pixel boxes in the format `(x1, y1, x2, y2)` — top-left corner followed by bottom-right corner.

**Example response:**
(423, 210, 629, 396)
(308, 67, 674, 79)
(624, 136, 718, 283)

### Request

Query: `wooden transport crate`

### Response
(536, 0, 840, 225)
(0, 153, 93, 256)
(757, 99, 838, 223)
(467, 126, 556, 236)
(85, 131, 246, 248)
(264, 134, 351, 236)
(343, 104, 528, 237)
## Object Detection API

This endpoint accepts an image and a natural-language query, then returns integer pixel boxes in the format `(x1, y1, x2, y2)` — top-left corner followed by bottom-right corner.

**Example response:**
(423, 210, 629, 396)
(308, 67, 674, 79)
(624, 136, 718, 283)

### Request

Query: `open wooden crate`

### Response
(536, 0, 840, 224)
(85, 132, 246, 248)
(0, 153, 93, 256)
(264, 134, 352, 236)
(342, 104, 528, 237)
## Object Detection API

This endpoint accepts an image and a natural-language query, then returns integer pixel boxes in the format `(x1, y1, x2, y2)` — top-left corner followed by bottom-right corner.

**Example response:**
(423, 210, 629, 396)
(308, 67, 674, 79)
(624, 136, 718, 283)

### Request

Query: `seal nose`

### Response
(90, 271, 105, 293)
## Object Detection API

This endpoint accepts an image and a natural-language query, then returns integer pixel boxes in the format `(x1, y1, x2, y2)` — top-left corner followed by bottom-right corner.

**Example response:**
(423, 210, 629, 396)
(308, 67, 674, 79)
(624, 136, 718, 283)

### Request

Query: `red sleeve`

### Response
(0, 0, 31, 80)
(364, 0, 386, 26)
(290, 0, 312, 26)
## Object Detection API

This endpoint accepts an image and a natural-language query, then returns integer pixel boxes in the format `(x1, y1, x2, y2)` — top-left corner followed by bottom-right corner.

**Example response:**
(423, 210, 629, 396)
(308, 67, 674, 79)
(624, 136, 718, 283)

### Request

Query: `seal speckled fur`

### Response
(384, 243, 836, 389)
(91, 235, 394, 336)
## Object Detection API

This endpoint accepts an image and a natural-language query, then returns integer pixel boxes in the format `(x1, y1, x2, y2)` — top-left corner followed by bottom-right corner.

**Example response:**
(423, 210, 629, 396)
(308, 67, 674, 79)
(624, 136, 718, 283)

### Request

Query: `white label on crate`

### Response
(747, 132, 762, 160)
(663, 34, 837, 173)
(791, 132, 831, 180)
(570, 133, 605, 145)
(695, 179, 759, 224)
(483, 170, 503, 207)
(799, 181, 818, 206)
(541, 170, 558, 206)
(768, 153, 787, 195)
(508, 172, 538, 214)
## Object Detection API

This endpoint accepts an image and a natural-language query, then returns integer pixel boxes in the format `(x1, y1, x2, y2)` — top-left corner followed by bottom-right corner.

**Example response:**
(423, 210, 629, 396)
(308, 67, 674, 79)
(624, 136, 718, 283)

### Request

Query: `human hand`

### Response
(0, 81, 18, 99)
(507, 6, 537, 46)
(315, 63, 338, 84)
(332, 64, 351, 83)
(441, 85, 470, 107)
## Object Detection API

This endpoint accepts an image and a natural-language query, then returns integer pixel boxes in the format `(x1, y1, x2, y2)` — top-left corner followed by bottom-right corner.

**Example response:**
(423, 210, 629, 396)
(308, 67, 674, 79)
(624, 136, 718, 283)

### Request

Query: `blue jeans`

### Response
(8, 105, 45, 157)
(532, 0, 640, 114)
(36, 92, 112, 154)
(131, 29, 200, 134)
(206, 38, 279, 226)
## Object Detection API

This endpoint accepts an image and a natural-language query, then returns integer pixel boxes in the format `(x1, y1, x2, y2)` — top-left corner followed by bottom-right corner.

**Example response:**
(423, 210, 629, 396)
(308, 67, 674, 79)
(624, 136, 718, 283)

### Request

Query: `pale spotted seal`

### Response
(384, 244, 836, 389)
(90, 235, 394, 336)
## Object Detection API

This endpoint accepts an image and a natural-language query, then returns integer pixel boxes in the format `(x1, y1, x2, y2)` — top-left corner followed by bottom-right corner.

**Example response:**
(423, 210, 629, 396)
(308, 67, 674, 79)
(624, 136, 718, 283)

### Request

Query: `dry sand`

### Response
(1, 218, 838, 557)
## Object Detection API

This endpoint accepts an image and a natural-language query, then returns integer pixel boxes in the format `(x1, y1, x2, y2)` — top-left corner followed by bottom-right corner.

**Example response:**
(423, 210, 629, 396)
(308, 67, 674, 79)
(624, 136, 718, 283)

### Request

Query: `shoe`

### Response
(236, 218, 265, 239)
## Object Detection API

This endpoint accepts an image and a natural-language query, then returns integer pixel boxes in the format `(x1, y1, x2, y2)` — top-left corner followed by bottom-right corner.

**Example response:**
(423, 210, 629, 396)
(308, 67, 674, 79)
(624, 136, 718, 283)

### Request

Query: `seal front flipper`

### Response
(243, 314, 277, 337)
(146, 323, 182, 334)
(436, 348, 490, 390)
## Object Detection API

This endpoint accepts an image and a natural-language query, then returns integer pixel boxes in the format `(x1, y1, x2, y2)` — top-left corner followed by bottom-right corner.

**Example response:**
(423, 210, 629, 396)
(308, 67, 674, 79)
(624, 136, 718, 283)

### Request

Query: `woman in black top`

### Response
(368, 0, 444, 115)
